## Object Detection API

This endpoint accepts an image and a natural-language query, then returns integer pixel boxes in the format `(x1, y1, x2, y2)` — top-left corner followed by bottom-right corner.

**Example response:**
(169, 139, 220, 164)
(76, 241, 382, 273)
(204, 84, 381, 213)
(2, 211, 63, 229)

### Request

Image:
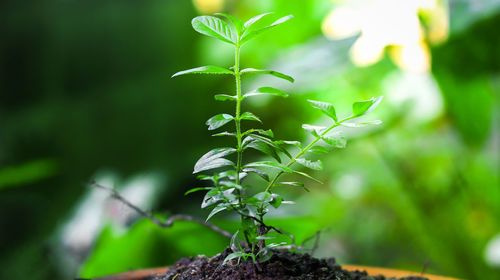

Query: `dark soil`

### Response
(152, 248, 428, 280)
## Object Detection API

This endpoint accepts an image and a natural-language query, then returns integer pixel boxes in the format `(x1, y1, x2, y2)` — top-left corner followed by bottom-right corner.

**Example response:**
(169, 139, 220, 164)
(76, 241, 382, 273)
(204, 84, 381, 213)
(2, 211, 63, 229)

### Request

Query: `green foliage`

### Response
(173, 13, 382, 262)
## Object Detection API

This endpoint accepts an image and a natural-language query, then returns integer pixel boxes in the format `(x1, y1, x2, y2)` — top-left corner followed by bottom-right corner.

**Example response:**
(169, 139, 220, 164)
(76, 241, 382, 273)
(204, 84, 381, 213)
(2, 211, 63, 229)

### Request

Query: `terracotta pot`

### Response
(87, 266, 459, 280)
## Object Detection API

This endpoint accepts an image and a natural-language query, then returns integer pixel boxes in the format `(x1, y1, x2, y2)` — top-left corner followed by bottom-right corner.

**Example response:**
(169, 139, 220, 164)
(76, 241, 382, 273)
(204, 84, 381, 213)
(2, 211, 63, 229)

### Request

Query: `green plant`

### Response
(172, 13, 382, 264)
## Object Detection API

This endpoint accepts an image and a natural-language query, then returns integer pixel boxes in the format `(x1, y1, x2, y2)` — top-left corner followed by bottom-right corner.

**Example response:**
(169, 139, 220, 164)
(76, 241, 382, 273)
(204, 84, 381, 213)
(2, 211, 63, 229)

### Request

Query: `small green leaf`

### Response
(243, 87, 289, 99)
(307, 100, 337, 121)
(293, 170, 323, 184)
(352, 96, 383, 117)
(254, 191, 272, 203)
(215, 13, 243, 36)
(192, 16, 236, 45)
(223, 252, 246, 265)
(185, 187, 212, 196)
(246, 141, 281, 163)
(296, 158, 323, 170)
(302, 124, 325, 137)
(240, 68, 294, 83)
(277, 181, 309, 192)
(308, 146, 330, 154)
(255, 129, 274, 138)
(322, 133, 346, 148)
(194, 147, 236, 173)
(206, 203, 229, 221)
(242, 168, 270, 181)
(206, 114, 234, 130)
(172, 65, 234, 77)
(212, 131, 236, 137)
(214, 94, 237, 101)
(277, 140, 303, 149)
(341, 120, 383, 127)
(245, 161, 294, 173)
(240, 112, 262, 123)
(269, 193, 282, 208)
(240, 15, 293, 44)
(243, 13, 273, 29)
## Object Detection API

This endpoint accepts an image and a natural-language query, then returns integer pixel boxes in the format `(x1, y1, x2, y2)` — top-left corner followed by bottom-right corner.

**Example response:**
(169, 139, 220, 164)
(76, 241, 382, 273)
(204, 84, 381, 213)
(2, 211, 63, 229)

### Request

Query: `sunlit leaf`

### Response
(243, 87, 289, 99)
(206, 114, 234, 130)
(307, 100, 337, 121)
(308, 146, 330, 154)
(185, 187, 213, 196)
(214, 94, 237, 101)
(242, 168, 270, 182)
(296, 158, 323, 170)
(341, 120, 383, 127)
(215, 13, 243, 36)
(206, 203, 230, 222)
(212, 131, 236, 137)
(240, 112, 262, 123)
(352, 96, 383, 117)
(240, 15, 293, 44)
(172, 65, 233, 78)
(293, 170, 323, 184)
(302, 124, 325, 137)
(245, 161, 293, 173)
(192, 16, 236, 45)
(321, 133, 346, 148)
(240, 68, 294, 83)
(194, 147, 236, 173)
(277, 181, 309, 192)
(243, 13, 273, 29)
(223, 252, 246, 265)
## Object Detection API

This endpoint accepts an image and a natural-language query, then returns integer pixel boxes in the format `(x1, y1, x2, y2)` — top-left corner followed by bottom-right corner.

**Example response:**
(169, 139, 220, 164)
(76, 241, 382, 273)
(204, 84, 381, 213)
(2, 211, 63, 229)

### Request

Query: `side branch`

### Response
(89, 182, 233, 239)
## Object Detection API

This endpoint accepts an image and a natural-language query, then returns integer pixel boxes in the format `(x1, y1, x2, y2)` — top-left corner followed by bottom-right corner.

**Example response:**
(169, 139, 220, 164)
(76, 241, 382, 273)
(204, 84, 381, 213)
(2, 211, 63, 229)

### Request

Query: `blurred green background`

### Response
(1, 0, 499, 279)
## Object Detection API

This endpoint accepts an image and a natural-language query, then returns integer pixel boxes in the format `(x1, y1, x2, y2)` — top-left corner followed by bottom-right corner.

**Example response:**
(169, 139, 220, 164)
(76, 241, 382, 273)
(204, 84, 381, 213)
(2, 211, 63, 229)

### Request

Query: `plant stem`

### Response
(265, 116, 355, 193)
(234, 44, 242, 187)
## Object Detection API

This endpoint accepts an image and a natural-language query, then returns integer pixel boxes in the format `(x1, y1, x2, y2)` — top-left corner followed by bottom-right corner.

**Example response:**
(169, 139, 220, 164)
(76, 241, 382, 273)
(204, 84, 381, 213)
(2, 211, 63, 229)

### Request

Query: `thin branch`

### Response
(88, 181, 233, 239)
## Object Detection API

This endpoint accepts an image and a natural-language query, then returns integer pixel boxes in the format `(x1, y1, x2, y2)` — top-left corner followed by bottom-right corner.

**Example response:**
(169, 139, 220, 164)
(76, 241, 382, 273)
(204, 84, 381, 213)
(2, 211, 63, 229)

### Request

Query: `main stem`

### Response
(234, 44, 243, 187)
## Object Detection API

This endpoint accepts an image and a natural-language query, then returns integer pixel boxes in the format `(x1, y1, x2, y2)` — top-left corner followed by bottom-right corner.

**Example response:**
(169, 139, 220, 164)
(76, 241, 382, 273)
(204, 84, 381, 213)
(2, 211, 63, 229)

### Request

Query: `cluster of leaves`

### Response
(172, 13, 382, 264)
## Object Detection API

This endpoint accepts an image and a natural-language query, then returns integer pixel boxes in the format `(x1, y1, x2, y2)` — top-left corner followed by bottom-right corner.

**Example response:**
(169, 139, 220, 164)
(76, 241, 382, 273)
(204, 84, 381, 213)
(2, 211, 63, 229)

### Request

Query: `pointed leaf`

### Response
(244, 87, 289, 99)
(214, 94, 237, 101)
(246, 141, 281, 163)
(240, 112, 262, 123)
(185, 187, 212, 196)
(296, 158, 323, 170)
(341, 120, 383, 127)
(254, 191, 272, 203)
(277, 140, 302, 149)
(308, 146, 330, 154)
(194, 147, 236, 173)
(243, 13, 273, 29)
(302, 124, 325, 137)
(240, 15, 293, 44)
(270, 193, 282, 208)
(172, 65, 233, 78)
(242, 168, 270, 181)
(307, 100, 337, 121)
(192, 16, 236, 45)
(277, 181, 310, 192)
(215, 13, 243, 36)
(240, 68, 294, 83)
(212, 131, 236, 137)
(206, 114, 234, 130)
(223, 252, 246, 265)
(352, 96, 383, 117)
(206, 203, 229, 221)
(293, 170, 323, 184)
(245, 161, 294, 173)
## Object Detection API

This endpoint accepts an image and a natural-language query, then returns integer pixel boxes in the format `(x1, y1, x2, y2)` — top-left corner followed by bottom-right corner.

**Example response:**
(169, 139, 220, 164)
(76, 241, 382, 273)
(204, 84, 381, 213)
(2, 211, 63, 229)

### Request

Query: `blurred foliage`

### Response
(1, 0, 499, 280)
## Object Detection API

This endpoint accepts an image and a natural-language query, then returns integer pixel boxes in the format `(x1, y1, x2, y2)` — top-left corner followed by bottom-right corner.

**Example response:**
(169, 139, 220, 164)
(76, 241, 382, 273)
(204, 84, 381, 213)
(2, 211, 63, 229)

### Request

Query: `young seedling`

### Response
(172, 13, 382, 264)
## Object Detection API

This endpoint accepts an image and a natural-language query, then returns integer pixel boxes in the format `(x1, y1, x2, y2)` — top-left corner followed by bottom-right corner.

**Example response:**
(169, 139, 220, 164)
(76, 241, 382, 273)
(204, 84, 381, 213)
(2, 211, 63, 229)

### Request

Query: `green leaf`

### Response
(243, 87, 289, 99)
(246, 141, 281, 163)
(206, 114, 234, 130)
(269, 194, 282, 208)
(308, 146, 330, 154)
(352, 96, 383, 117)
(254, 191, 272, 203)
(302, 124, 325, 137)
(185, 187, 212, 196)
(245, 161, 294, 173)
(296, 158, 323, 170)
(194, 147, 236, 173)
(277, 181, 309, 192)
(212, 131, 236, 137)
(223, 252, 246, 265)
(172, 65, 234, 78)
(293, 170, 323, 184)
(215, 13, 243, 36)
(307, 100, 337, 121)
(242, 168, 270, 182)
(191, 16, 236, 45)
(243, 13, 273, 29)
(255, 129, 274, 138)
(341, 120, 383, 127)
(321, 134, 346, 148)
(277, 140, 303, 149)
(240, 15, 293, 44)
(240, 68, 294, 83)
(240, 112, 262, 123)
(214, 94, 237, 101)
(206, 203, 229, 222)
